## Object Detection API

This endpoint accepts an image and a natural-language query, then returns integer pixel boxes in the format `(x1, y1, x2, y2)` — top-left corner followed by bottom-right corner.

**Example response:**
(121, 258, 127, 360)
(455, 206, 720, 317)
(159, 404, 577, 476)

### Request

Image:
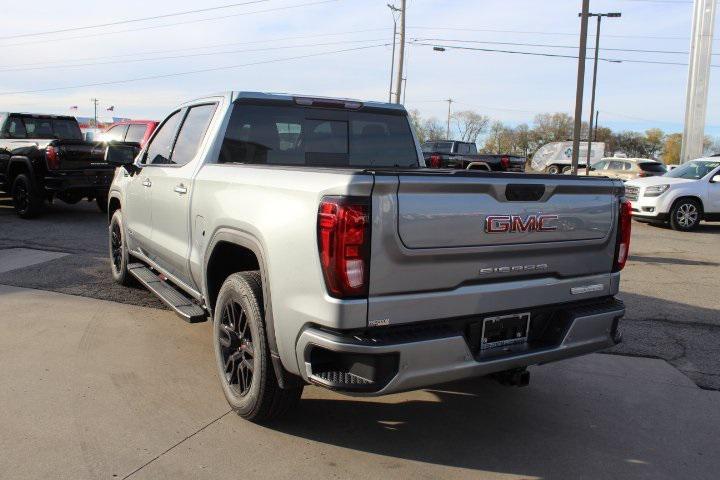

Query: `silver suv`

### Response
(105, 92, 628, 422)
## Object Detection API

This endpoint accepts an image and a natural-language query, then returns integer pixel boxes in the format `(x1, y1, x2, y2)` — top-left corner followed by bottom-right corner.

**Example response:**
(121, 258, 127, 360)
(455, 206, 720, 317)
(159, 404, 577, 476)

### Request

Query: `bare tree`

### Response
(452, 110, 490, 143)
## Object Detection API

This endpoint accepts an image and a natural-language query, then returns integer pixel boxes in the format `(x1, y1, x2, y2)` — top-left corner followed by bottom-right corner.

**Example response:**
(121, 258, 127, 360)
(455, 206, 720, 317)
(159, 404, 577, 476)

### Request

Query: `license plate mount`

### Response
(480, 312, 531, 350)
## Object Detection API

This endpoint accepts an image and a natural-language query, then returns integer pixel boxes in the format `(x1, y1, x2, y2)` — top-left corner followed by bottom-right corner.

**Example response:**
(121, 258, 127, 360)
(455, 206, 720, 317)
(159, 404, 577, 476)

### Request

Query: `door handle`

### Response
(174, 184, 188, 195)
(142, 178, 152, 188)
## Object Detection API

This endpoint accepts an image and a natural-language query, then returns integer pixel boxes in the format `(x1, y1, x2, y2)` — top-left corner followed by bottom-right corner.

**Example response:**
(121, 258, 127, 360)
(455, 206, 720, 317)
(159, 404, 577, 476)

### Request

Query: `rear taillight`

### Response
(429, 154, 441, 168)
(45, 146, 60, 170)
(317, 197, 370, 298)
(613, 199, 632, 272)
(638, 172, 649, 177)
(501, 156, 510, 170)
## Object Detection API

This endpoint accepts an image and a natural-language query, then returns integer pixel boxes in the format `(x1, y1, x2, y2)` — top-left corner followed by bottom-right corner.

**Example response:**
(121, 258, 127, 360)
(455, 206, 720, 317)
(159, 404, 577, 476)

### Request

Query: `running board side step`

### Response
(128, 263, 207, 323)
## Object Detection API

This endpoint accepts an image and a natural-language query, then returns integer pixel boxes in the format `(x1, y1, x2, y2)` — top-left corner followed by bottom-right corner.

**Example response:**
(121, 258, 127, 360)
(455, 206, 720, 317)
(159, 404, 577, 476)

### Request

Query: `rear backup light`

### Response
(317, 197, 370, 298)
(613, 198, 632, 272)
(429, 154, 442, 168)
(501, 156, 510, 170)
(45, 146, 60, 169)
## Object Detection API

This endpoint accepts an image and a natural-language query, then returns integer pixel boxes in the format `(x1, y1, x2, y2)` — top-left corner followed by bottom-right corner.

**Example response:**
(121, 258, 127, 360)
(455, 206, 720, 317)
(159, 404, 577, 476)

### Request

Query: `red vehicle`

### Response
(101, 120, 158, 147)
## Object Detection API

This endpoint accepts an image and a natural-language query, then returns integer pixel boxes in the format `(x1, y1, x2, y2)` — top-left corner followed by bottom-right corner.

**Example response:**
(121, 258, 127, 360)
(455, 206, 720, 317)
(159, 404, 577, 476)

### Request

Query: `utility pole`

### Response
(594, 110, 599, 141)
(446, 98, 453, 139)
(90, 98, 99, 130)
(387, 3, 399, 103)
(393, 0, 406, 104)
(571, 0, 590, 175)
(681, 0, 716, 163)
(585, 12, 621, 175)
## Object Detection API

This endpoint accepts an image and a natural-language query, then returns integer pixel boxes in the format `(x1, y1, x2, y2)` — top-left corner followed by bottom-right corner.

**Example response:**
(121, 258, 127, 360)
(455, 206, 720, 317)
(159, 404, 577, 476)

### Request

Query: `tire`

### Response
(669, 198, 702, 231)
(213, 272, 303, 423)
(109, 210, 135, 286)
(546, 165, 561, 175)
(96, 193, 108, 213)
(11, 173, 43, 218)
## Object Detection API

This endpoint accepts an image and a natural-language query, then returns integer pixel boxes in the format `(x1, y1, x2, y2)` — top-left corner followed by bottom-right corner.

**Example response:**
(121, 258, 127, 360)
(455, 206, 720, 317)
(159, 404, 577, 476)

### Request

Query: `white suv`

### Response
(625, 158, 720, 231)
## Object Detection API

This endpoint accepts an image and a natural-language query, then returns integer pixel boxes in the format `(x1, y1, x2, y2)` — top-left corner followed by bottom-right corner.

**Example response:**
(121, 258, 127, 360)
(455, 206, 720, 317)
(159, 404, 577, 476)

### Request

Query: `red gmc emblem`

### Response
(485, 214, 559, 233)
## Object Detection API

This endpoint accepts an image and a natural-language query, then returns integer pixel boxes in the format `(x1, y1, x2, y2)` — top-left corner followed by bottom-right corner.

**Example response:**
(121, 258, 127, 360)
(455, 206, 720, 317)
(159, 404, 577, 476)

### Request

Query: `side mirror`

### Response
(105, 142, 140, 171)
(711, 174, 720, 183)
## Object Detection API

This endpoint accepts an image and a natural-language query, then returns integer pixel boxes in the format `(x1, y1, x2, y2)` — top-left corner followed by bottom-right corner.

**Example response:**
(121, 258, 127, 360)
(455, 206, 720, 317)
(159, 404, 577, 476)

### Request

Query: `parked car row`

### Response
(421, 140, 526, 172)
(0, 113, 157, 217)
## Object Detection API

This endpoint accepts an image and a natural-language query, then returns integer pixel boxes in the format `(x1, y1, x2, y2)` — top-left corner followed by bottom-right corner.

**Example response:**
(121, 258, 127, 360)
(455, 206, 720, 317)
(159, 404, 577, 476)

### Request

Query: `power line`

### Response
(410, 41, 622, 63)
(412, 42, 720, 68)
(408, 25, 717, 42)
(412, 37, 717, 56)
(0, 0, 269, 40)
(0, 38, 389, 73)
(1, 28, 391, 69)
(0, 43, 388, 96)
(0, 0, 341, 47)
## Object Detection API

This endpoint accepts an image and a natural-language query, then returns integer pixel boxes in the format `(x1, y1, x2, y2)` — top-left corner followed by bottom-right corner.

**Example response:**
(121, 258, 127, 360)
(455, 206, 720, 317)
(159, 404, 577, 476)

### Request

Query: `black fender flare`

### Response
(204, 228, 299, 386)
(7, 156, 41, 190)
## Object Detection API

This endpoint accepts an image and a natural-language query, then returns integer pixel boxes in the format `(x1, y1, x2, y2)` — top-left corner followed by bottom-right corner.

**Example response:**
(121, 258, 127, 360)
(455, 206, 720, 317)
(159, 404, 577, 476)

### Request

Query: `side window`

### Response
(169, 104, 218, 166)
(6, 117, 27, 138)
(105, 124, 128, 142)
(608, 160, 624, 170)
(623, 162, 633, 171)
(457, 143, 470, 155)
(145, 111, 182, 165)
(125, 124, 148, 144)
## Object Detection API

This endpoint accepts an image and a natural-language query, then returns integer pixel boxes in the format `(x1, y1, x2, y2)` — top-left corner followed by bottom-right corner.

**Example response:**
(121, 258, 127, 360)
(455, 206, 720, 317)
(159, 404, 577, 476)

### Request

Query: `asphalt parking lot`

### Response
(1, 195, 719, 479)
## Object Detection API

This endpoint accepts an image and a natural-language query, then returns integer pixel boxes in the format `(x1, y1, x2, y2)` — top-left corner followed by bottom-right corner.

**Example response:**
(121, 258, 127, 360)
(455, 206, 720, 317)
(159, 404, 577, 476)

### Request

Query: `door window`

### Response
(608, 160, 625, 170)
(169, 104, 218, 166)
(125, 124, 148, 144)
(104, 124, 128, 142)
(146, 111, 182, 165)
(6, 117, 27, 138)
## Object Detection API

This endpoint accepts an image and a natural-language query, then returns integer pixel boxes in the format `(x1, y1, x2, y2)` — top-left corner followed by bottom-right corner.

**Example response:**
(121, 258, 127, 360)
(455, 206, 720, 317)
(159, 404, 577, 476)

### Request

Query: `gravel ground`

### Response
(1, 194, 718, 389)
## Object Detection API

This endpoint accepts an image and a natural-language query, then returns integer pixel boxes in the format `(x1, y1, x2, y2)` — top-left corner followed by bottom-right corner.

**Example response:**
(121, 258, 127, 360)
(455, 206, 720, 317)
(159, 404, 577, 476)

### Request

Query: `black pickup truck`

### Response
(0, 113, 112, 218)
(421, 140, 526, 172)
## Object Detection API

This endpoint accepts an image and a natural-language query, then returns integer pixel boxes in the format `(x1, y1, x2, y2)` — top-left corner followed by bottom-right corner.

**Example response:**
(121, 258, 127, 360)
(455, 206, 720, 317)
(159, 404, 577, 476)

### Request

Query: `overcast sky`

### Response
(1, 0, 718, 137)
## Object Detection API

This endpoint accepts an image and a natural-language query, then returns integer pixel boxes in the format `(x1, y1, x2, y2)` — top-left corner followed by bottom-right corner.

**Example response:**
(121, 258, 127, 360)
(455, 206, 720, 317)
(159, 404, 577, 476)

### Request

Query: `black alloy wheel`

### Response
(218, 301, 255, 396)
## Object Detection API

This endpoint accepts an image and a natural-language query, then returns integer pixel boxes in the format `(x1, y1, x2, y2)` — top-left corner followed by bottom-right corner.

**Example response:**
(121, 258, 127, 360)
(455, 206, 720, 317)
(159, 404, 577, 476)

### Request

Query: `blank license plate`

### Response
(481, 312, 531, 350)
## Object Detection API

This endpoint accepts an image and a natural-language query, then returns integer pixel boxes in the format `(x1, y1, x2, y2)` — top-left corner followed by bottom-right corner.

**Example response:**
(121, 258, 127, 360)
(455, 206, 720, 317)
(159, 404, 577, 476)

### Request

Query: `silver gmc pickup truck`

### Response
(105, 92, 629, 422)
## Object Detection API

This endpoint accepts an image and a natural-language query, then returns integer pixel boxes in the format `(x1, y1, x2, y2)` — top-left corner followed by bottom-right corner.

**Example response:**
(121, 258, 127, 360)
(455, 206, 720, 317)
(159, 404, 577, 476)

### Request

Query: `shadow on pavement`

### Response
(272, 370, 717, 479)
(612, 292, 720, 390)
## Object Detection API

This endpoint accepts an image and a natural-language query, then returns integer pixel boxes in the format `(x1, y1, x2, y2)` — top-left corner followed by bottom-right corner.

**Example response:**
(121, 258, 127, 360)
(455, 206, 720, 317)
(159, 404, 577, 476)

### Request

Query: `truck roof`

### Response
(0, 112, 77, 120)
(176, 90, 406, 113)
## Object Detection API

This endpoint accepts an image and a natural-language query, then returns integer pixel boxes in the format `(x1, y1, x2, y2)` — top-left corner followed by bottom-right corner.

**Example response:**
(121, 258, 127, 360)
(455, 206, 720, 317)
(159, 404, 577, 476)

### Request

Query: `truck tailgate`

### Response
(367, 171, 623, 326)
(55, 140, 107, 170)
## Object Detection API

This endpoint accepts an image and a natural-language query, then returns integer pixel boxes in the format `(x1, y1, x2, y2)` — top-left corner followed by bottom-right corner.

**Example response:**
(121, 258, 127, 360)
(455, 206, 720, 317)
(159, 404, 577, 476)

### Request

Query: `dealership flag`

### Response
(106, 105, 115, 111)
(69, 105, 78, 110)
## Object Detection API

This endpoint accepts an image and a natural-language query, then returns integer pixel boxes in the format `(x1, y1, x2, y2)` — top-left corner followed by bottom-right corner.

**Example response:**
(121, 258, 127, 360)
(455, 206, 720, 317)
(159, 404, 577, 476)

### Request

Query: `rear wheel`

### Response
(546, 165, 561, 175)
(670, 198, 701, 231)
(213, 272, 303, 423)
(96, 192, 108, 213)
(11, 173, 43, 219)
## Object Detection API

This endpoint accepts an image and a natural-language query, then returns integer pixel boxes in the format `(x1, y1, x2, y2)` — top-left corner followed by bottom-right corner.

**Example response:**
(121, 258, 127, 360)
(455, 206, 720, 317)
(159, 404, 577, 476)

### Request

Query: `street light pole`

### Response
(585, 12, 621, 175)
(571, 0, 590, 175)
(446, 98, 453, 139)
(90, 98, 99, 130)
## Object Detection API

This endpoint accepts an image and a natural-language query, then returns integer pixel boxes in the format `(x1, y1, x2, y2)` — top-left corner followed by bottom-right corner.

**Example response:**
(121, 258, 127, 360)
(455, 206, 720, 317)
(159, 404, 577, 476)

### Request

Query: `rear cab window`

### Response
(639, 162, 667, 173)
(219, 102, 419, 168)
(14, 116, 83, 140)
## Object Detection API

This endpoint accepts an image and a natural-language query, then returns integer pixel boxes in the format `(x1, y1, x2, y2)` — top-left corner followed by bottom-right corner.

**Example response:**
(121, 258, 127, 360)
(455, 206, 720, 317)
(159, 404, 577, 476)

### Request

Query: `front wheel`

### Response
(213, 272, 303, 423)
(109, 210, 135, 286)
(669, 198, 702, 231)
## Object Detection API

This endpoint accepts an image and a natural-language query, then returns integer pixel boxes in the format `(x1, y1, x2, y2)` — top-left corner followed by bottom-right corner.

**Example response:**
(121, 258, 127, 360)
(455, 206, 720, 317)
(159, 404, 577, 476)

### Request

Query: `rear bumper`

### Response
(296, 297, 624, 396)
(44, 170, 114, 192)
